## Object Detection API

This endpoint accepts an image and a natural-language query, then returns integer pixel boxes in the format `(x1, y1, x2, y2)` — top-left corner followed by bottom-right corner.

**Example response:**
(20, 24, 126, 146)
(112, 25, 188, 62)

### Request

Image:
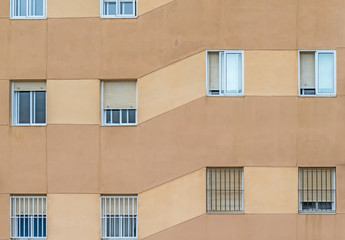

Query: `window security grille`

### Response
(299, 168, 336, 213)
(10, 196, 47, 240)
(101, 196, 138, 239)
(207, 168, 244, 213)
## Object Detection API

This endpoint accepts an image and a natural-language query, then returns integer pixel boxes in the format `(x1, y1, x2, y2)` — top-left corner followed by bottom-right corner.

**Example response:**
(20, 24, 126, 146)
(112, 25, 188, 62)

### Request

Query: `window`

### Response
(207, 50, 244, 96)
(299, 50, 336, 96)
(101, 196, 138, 239)
(10, 196, 47, 240)
(101, 0, 137, 18)
(299, 168, 336, 213)
(12, 82, 46, 126)
(207, 168, 244, 213)
(102, 80, 137, 126)
(11, 0, 46, 19)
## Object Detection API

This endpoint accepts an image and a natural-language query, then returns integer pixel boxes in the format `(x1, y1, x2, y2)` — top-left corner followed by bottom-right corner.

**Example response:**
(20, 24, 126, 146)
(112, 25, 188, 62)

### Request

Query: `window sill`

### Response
(100, 15, 137, 19)
(10, 17, 47, 20)
(11, 124, 47, 127)
(299, 94, 337, 98)
(207, 211, 244, 215)
(101, 124, 137, 127)
(207, 94, 244, 97)
(299, 211, 336, 215)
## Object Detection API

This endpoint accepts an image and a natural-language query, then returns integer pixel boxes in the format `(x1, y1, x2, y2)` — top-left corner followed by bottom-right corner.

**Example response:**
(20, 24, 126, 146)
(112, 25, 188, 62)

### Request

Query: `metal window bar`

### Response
(101, 196, 138, 239)
(207, 168, 243, 213)
(299, 168, 336, 213)
(10, 196, 47, 239)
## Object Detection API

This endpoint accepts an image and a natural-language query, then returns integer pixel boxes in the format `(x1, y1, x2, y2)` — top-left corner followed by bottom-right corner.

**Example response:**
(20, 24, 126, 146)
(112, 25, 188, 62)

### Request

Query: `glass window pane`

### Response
(225, 53, 242, 94)
(18, 92, 30, 124)
(318, 53, 334, 94)
(30, 0, 44, 16)
(105, 110, 111, 124)
(15, 0, 27, 16)
(112, 110, 120, 124)
(120, 1, 133, 15)
(128, 110, 136, 124)
(104, 2, 116, 15)
(121, 110, 128, 123)
(34, 91, 46, 124)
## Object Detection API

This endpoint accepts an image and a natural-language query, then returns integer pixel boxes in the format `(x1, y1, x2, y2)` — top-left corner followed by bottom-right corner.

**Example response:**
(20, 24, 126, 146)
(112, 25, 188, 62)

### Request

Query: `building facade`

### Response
(0, 0, 345, 239)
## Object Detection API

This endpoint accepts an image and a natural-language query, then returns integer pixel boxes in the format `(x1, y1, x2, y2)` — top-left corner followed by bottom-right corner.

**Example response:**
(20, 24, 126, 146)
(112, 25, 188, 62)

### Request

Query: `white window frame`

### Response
(10, 195, 47, 240)
(206, 167, 244, 214)
(101, 81, 138, 126)
(12, 82, 47, 127)
(10, 0, 47, 19)
(298, 168, 336, 214)
(206, 50, 245, 97)
(298, 50, 337, 97)
(100, 195, 138, 240)
(100, 0, 137, 19)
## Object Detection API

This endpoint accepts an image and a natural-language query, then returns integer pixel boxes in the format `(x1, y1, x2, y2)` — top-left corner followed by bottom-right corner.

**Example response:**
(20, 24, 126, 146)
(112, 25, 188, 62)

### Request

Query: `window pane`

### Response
(105, 110, 111, 124)
(225, 53, 242, 94)
(208, 52, 220, 94)
(121, 110, 128, 123)
(318, 53, 334, 94)
(14, 0, 27, 16)
(104, 2, 116, 15)
(34, 91, 46, 124)
(120, 1, 133, 15)
(30, 0, 44, 16)
(18, 92, 30, 124)
(112, 110, 120, 124)
(128, 109, 136, 124)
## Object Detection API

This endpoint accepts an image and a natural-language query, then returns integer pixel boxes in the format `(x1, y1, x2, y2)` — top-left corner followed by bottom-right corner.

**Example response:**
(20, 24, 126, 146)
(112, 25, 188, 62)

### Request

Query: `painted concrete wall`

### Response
(0, 0, 345, 239)
(138, 169, 206, 238)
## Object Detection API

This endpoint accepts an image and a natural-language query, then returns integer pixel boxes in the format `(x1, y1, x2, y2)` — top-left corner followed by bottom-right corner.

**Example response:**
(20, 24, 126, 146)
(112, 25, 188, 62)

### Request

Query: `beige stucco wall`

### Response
(0, 194, 9, 239)
(138, 168, 206, 239)
(138, 51, 206, 123)
(244, 167, 298, 214)
(138, 0, 175, 15)
(0, 80, 9, 125)
(244, 51, 298, 96)
(47, 0, 100, 18)
(48, 194, 100, 240)
(47, 80, 100, 124)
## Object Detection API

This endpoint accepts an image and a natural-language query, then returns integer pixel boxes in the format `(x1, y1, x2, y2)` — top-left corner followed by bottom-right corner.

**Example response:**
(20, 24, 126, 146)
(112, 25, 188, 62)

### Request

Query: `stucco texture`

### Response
(47, 194, 100, 240)
(244, 167, 298, 214)
(138, 169, 206, 238)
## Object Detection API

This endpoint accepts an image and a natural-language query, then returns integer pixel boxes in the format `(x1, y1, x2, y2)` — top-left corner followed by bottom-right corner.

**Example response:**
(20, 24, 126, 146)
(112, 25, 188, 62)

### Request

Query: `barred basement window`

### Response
(101, 196, 138, 239)
(10, 196, 47, 240)
(207, 168, 244, 213)
(101, 0, 137, 18)
(299, 168, 336, 213)
(12, 82, 47, 126)
(207, 50, 244, 96)
(102, 81, 137, 126)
